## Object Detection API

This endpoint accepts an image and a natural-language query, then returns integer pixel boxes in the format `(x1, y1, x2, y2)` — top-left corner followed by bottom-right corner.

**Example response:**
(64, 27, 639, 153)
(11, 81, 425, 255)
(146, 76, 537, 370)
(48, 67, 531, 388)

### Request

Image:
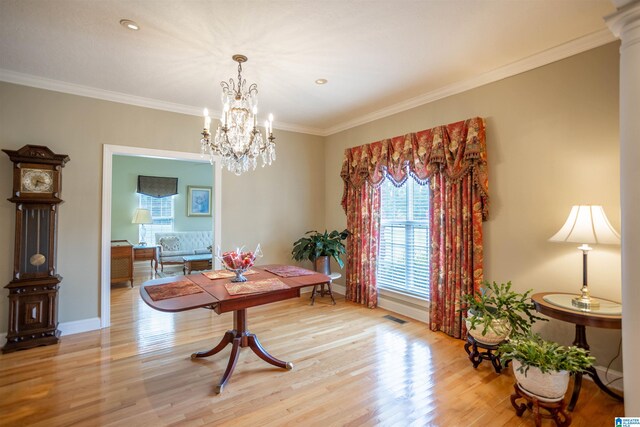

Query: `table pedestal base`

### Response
(191, 309, 293, 393)
(568, 324, 623, 410)
(510, 383, 571, 427)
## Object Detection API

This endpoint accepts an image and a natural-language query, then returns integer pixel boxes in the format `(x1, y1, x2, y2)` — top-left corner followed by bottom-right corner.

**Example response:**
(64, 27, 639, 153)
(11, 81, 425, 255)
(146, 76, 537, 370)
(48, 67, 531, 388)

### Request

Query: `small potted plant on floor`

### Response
(460, 281, 546, 345)
(499, 333, 594, 401)
(291, 229, 350, 275)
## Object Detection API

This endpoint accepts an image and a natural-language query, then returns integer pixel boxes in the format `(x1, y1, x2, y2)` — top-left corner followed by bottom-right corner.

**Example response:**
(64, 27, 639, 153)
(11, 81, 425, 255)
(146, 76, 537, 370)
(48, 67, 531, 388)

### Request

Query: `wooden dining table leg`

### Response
(190, 330, 235, 359)
(192, 309, 293, 393)
(247, 334, 293, 370)
(215, 336, 241, 394)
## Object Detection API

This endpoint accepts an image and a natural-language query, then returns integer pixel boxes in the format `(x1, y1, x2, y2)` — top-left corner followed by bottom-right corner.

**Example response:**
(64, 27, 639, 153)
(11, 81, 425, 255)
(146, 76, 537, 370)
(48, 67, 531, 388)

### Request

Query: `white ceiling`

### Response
(0, 0, 616, 135)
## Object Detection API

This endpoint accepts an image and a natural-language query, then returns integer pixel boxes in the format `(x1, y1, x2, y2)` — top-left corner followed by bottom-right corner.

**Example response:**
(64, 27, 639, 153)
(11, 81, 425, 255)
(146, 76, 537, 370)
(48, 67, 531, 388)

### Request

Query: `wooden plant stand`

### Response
(510, 383, 571, 427)
(464, 335, 507, 373)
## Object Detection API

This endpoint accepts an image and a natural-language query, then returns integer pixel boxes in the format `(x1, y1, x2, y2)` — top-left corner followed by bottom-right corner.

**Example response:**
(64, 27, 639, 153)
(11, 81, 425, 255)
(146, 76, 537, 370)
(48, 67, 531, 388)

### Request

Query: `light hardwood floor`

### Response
(0, 263, 624, 426)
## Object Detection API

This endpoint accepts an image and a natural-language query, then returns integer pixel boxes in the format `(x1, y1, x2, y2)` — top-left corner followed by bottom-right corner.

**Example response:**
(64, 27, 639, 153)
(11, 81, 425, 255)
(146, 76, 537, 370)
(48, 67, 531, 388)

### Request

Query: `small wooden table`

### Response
(531, 292, 623, 411)
(140, 265, 331, 393)
(133, 245, 159, 272)
(310, 272, 340, 305)
(182, 254, 212, 275)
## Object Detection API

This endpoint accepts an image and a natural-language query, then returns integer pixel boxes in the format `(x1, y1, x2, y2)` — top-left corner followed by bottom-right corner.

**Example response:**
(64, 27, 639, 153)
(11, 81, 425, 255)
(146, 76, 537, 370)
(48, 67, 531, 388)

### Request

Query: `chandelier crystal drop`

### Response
(200, 54, 276, 175)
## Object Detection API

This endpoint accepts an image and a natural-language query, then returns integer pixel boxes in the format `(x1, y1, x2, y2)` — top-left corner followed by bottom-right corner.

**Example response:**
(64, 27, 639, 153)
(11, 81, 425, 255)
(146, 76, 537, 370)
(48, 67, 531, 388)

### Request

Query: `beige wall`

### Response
(0, 82, 325, 333)
(325, 43, 622, 370)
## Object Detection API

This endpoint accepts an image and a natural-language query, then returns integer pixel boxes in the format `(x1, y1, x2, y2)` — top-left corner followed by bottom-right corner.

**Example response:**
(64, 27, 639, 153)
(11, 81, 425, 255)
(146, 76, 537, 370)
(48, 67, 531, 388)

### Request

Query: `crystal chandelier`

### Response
(201, 54, 276, 175)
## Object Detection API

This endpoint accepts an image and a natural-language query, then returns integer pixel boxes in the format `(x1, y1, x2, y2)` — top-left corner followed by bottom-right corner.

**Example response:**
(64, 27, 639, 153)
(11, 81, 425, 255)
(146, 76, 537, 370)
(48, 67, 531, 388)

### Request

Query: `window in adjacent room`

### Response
(138, 194, 175, 244)
(377, 177, 430, 299)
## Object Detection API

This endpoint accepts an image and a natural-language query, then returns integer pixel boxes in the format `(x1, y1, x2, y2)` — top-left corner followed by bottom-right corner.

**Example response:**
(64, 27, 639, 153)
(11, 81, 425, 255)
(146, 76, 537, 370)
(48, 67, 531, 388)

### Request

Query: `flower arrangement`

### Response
(215, 244, 262, 282)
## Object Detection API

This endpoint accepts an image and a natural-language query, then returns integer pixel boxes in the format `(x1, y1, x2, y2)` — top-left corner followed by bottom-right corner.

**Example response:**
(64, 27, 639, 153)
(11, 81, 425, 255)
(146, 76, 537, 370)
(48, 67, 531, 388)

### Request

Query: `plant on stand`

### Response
(500, 333, 594, 401)
(291, 229, 350, 275)
(460, 281, 546, 345)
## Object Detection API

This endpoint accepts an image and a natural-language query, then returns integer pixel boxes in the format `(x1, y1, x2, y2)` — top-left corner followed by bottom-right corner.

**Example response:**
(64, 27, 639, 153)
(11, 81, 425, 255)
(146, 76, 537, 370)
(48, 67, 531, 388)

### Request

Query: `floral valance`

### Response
(340, 117, 488, 219)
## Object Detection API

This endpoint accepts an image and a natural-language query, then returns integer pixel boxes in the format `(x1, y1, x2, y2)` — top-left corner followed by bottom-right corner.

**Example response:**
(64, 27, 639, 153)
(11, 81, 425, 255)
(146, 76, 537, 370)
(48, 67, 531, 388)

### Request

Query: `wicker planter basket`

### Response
(465, 315, 512, 345)
(512, 360, 570, 402)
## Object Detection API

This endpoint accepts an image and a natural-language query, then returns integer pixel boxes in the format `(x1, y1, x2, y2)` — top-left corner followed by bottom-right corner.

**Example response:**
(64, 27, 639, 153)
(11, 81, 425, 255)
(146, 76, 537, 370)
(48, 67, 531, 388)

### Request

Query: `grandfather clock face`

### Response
(18, 205, 54, 277)
(21, 168, 55, 193)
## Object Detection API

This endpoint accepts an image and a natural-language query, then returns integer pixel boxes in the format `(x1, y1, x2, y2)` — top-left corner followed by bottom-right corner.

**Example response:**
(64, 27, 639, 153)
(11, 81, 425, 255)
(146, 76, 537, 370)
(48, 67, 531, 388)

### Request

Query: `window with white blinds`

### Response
(138, 194, 175, 244)
(377, 177, 430, 299)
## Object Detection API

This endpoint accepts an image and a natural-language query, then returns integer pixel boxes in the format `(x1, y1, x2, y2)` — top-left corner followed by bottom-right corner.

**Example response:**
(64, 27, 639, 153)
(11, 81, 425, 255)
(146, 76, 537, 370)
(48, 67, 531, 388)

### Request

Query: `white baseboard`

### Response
(330, 283, 345, 295)
(592, 365, 624, 392)
(0, 317, 101, 346)
(58, 317, 101, 336)
(330, 283, 428, 322)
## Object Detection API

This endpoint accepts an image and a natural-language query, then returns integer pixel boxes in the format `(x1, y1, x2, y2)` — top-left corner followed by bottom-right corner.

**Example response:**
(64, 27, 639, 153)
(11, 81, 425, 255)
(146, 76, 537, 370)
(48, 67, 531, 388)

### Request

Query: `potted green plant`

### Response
(500, 333, 594, 401)
(460, 281, 546, 345)
(291, 229, 350, 275)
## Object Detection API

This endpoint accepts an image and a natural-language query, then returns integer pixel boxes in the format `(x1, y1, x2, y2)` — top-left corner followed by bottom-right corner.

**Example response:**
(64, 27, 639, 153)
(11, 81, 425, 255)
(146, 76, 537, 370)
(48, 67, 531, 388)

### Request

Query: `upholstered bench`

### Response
(155, 231, 213, 271)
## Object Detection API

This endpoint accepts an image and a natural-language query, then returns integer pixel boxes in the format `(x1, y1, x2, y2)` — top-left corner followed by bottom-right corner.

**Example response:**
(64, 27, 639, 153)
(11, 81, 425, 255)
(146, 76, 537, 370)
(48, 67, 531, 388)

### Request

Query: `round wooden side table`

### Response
(531, 292, 623, 411)
(310, 272, 340, 305)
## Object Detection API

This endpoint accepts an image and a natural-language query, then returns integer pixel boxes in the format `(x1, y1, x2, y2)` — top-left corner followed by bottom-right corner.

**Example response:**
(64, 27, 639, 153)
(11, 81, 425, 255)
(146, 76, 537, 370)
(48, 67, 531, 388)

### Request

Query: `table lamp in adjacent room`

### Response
(132, 208, 153, 246)
(549, 205, 620, 310)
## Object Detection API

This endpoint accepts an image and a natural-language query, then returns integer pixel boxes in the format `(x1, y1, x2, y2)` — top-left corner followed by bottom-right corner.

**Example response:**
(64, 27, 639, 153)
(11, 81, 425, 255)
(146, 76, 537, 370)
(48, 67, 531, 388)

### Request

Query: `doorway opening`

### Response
(101, 145, 222, 328)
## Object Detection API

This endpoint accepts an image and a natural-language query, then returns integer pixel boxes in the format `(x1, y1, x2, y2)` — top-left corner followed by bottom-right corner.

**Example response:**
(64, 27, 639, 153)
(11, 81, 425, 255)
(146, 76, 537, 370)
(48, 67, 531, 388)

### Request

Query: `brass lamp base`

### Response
(571, 294, 600, 310)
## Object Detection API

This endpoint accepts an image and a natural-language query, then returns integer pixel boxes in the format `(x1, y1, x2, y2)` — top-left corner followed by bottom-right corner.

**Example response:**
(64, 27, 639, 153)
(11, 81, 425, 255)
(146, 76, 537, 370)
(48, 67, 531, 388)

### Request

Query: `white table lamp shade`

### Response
(132, 208, 153, 224)
(549, 205, 620, 245)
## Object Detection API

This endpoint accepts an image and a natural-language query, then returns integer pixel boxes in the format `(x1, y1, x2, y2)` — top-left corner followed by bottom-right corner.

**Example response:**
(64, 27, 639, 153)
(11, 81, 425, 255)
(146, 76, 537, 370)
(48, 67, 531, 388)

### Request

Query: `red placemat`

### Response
(202, 269, 259, 280)
(146, 280, 203, 301)
(224, 278, 290, 295)
(263, 265, 317, 278)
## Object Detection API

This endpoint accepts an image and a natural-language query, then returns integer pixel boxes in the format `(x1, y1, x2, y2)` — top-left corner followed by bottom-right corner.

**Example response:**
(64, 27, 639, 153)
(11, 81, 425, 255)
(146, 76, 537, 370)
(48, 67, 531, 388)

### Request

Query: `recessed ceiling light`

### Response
(315, 79, 328, 85)
(120, 19, 140, 31)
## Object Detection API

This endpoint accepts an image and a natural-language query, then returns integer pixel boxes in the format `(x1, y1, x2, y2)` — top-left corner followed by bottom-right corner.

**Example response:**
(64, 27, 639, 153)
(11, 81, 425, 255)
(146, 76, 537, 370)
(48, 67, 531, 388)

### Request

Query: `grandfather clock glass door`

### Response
(19, 205, 55, 278)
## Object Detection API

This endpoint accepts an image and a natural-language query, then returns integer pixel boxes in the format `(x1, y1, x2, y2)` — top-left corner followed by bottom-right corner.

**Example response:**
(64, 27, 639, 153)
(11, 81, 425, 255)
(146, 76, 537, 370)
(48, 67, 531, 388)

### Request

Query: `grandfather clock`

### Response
(2, 145, 70, 353)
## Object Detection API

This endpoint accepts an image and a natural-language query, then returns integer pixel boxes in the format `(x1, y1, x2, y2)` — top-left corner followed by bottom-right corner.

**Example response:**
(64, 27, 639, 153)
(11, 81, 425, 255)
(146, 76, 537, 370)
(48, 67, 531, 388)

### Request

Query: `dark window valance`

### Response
(137, 175, 178, 198)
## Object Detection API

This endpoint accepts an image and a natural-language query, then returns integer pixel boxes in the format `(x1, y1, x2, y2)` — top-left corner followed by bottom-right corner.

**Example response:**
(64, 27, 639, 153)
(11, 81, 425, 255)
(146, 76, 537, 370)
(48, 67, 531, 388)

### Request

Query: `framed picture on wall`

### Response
(187, 186, 212, 217)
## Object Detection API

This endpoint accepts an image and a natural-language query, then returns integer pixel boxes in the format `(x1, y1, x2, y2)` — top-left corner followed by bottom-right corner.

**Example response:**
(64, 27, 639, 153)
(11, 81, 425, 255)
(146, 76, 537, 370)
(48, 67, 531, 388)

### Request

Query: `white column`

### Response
(606, 0, 640, 416)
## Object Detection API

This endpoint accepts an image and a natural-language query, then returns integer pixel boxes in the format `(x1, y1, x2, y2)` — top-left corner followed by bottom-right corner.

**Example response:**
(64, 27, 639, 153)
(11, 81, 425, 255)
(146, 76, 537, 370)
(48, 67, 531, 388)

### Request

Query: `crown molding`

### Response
(324, 29, 617, 136)
(0, 29, 618, 138)
(0, 68, 202, 116)
(0, 68, 324, 136)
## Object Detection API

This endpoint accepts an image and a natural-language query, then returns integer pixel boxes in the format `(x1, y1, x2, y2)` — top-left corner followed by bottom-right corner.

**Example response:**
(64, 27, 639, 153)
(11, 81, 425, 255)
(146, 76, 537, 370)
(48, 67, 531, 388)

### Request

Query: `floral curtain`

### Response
(343, 179, 380, 308)
(341, 117, 488, 336)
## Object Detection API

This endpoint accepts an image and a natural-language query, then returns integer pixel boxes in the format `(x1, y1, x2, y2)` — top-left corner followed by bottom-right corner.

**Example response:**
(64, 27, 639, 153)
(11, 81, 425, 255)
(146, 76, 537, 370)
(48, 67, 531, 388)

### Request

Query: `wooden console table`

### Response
(140, 265, 331, 393)
(531, 292, 623, 411)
